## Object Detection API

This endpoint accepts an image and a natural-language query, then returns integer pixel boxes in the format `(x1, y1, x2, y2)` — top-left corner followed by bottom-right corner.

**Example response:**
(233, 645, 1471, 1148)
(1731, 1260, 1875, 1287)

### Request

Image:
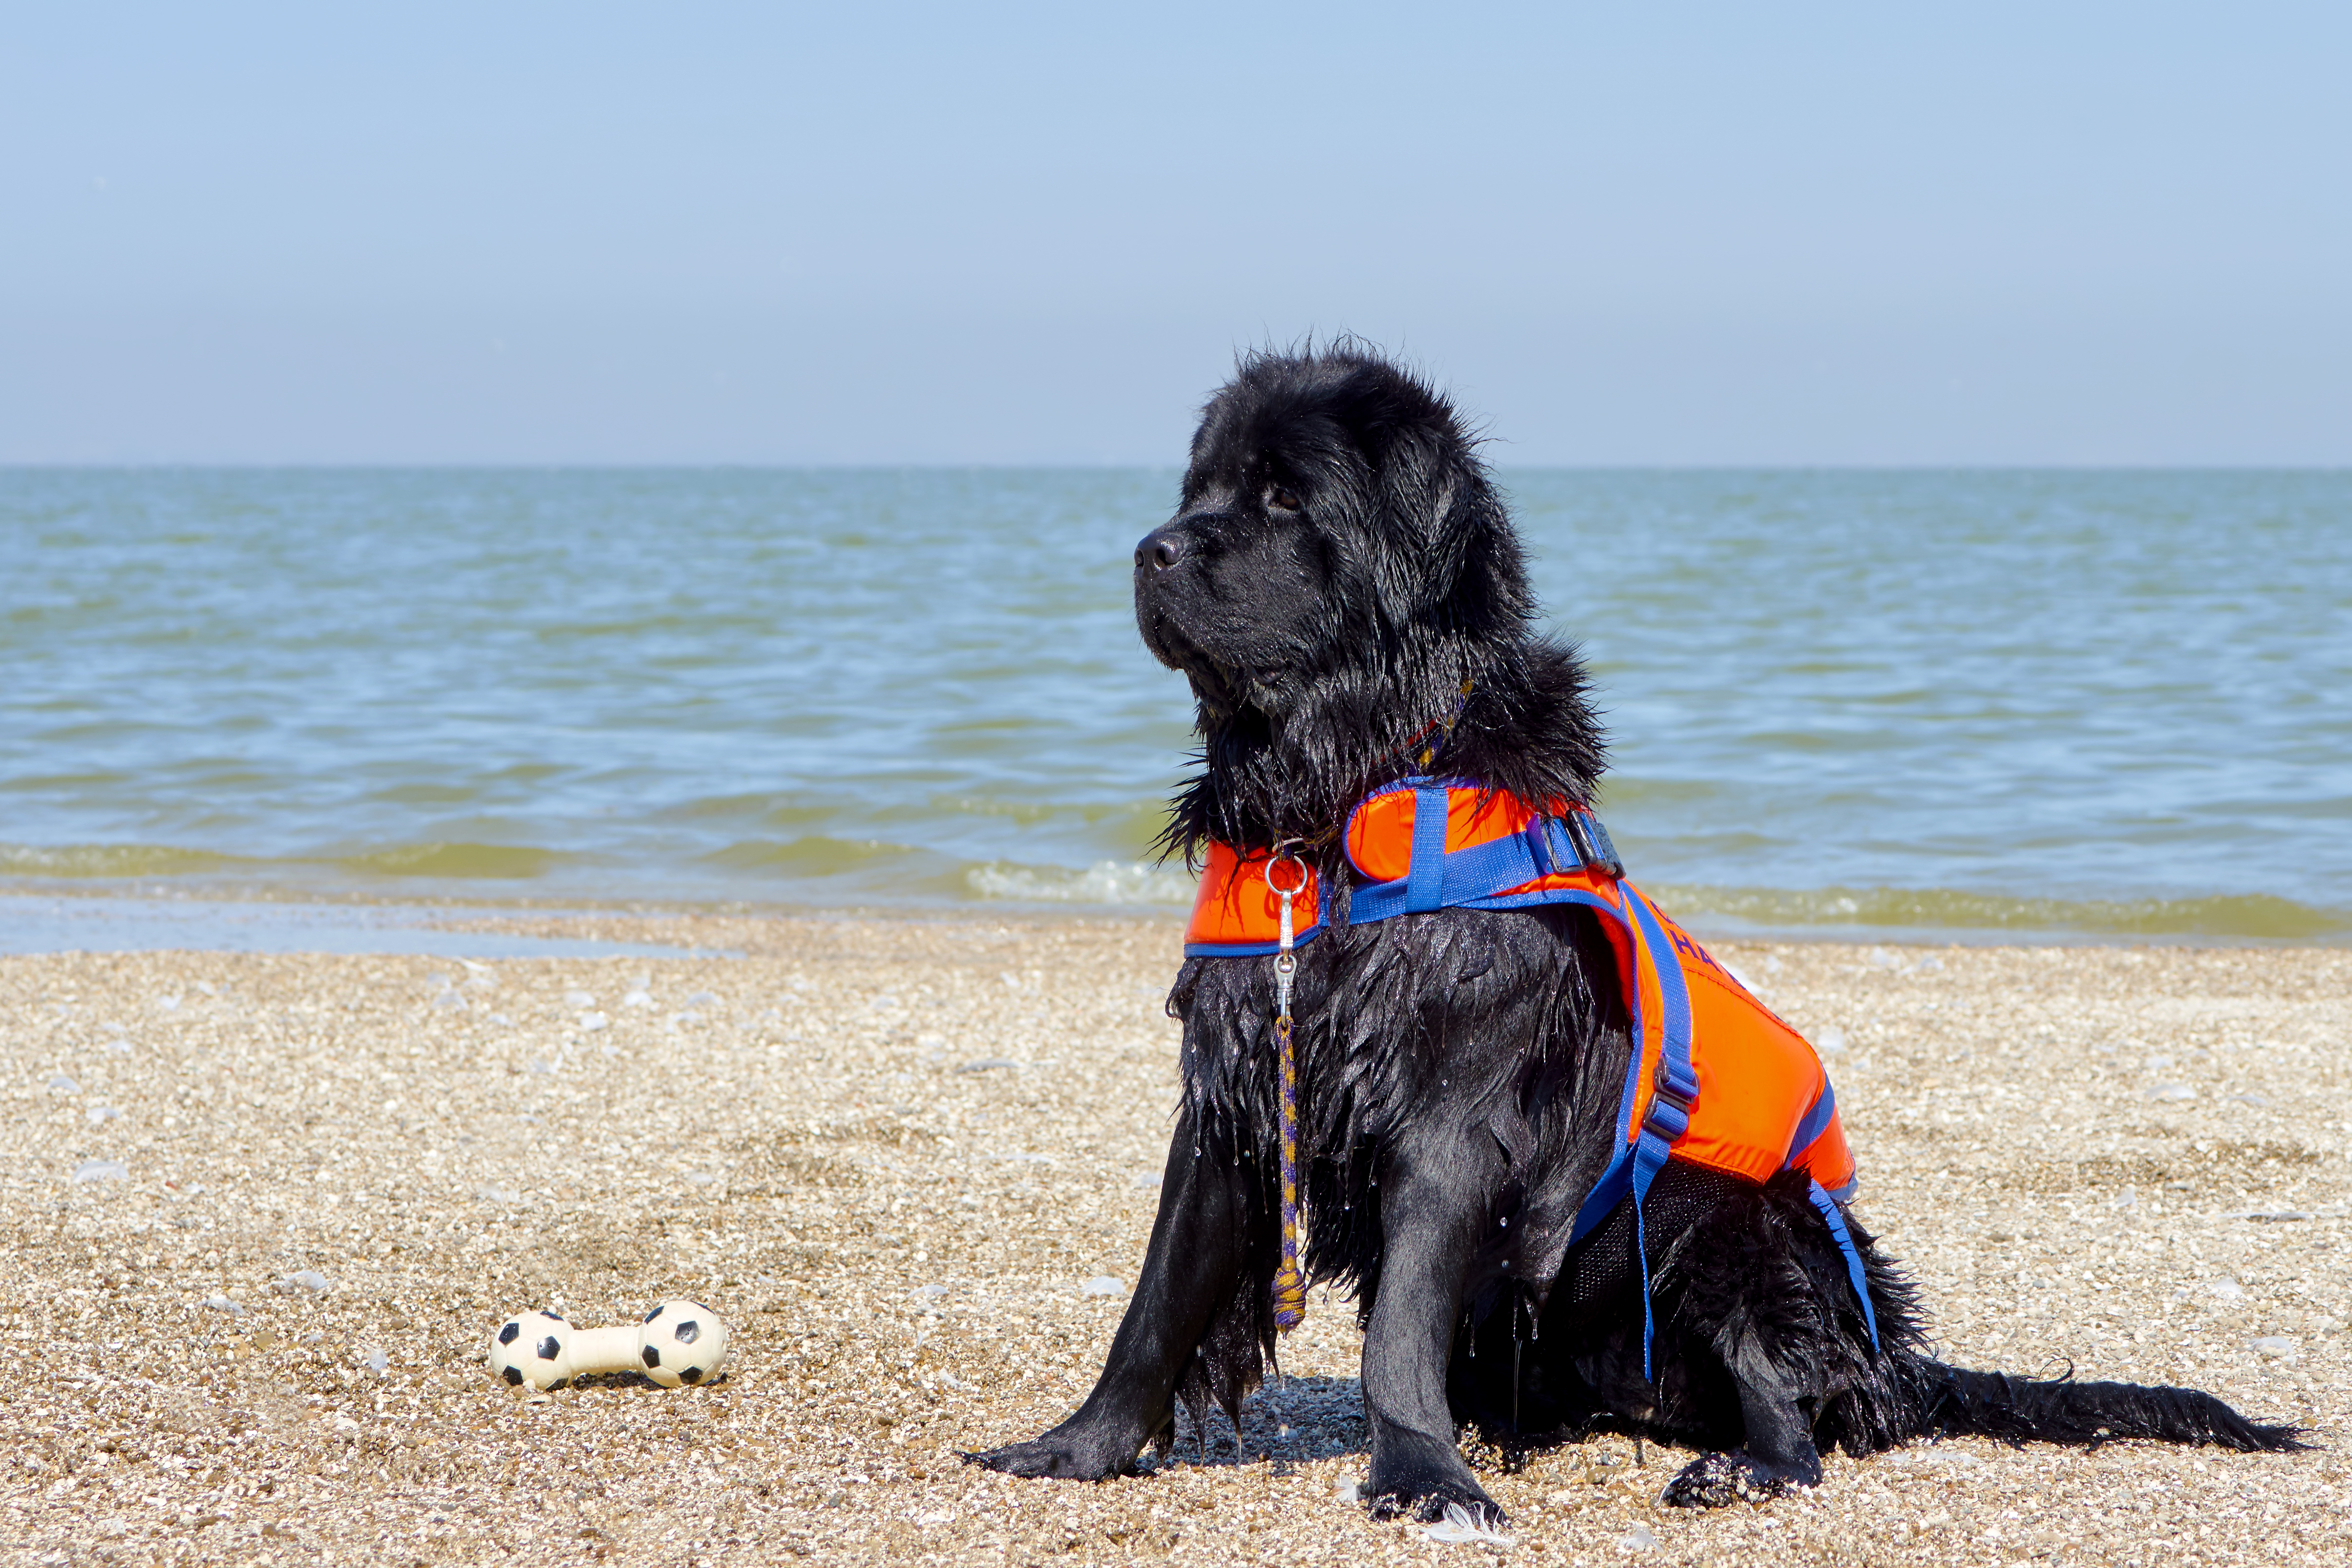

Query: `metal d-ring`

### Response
(1263, 845, 1309, 897)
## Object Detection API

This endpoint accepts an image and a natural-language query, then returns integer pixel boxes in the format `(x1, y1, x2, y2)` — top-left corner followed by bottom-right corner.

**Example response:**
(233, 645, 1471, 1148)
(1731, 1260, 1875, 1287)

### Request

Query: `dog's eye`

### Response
(1268, 485, 1302, 512)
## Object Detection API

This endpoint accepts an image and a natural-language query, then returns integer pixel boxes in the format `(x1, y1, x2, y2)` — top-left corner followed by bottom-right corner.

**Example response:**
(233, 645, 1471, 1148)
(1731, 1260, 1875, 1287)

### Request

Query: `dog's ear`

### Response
(1379, 422, 1486, 591)
(1321, 361, 1528, 633)
(1399, 447, 1530, 642)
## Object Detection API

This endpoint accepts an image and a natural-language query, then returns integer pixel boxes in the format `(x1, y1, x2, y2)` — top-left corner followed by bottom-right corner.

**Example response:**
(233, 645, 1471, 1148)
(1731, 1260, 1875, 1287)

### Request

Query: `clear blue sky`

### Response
(4, 3, 2346, 464)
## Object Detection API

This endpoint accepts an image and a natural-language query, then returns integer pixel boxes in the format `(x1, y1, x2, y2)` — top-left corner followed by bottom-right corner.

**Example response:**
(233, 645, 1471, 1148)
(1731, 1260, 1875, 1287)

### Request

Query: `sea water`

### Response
(3, 468, 2345, 939)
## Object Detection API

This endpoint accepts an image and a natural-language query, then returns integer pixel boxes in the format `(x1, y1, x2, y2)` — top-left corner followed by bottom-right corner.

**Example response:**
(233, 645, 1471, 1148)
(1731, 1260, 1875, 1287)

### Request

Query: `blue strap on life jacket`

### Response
(1612, 884, 1698, 1381)
(1806, 1178, 1880, 1350)
(1348, 780, 1618, 925)
(1787, 1080, 1838, 1166)
(1184, 920, 1328, 959)
(1786, 1081, 1859, 1203)
(1403, 782, 1452, 912)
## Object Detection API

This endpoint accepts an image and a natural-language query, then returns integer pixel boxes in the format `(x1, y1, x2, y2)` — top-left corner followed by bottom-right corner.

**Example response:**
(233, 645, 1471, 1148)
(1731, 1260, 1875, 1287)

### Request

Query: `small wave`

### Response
(0, 842, 252, 878)
(1593, 776, 1725, 807)
(532, 611, 774, 642)
(4, 839, 575, 882)
(965, 859, 1198, 906)
(329, 843, 571, 879)
(1653, 884, 2352, 940)
(916, 796, 1172, 857)
(702, 836, 920, 877)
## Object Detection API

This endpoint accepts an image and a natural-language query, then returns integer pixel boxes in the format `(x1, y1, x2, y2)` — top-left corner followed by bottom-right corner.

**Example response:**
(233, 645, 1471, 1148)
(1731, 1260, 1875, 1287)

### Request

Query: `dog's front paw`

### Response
(1659, 1449, 1814, 1508)
(1365, 1453, 1506, 1527)
(962, 1428, 1139, 1481)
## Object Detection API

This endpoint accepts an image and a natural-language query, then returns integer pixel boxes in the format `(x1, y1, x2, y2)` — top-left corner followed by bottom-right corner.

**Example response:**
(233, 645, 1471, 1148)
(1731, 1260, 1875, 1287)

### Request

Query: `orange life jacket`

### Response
(1185, 779, 1875, 1363)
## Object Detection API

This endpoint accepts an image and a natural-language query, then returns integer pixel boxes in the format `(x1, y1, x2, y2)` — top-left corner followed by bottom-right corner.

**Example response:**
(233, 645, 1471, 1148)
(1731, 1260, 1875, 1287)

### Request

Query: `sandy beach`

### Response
(4, 908, 2347, 1566)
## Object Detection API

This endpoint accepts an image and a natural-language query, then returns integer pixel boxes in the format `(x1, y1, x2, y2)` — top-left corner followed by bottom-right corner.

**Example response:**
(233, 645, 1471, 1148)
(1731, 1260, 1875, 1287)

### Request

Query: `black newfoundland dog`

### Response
(971, 344, 2298, 1523)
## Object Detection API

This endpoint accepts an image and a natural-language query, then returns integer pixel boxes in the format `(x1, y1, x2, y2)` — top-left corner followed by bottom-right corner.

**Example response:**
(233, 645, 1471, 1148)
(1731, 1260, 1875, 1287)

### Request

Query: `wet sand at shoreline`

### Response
(3, 909, 2347, 1565)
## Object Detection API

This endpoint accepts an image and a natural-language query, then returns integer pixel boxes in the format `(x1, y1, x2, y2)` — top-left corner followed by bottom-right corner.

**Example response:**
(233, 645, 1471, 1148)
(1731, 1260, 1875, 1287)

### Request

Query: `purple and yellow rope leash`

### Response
(1265, 850, 1310, 1333)
(1263, 687, 1469, 1334)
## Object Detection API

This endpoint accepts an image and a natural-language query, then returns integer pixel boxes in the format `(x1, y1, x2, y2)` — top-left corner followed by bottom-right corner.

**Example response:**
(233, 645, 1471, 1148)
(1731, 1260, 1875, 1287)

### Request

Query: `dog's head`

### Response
(1139, 344, 1604, 857)
(1134, 344, 1530, 723)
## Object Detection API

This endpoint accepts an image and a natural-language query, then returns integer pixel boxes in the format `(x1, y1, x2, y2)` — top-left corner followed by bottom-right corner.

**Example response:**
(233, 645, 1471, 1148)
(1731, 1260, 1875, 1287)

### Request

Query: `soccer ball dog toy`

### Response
(488, 1300, 729, 1391)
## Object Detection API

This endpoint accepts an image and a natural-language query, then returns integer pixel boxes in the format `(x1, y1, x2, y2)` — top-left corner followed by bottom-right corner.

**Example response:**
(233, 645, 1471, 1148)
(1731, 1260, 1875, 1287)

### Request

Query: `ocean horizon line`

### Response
(9, 460, 2352, 475)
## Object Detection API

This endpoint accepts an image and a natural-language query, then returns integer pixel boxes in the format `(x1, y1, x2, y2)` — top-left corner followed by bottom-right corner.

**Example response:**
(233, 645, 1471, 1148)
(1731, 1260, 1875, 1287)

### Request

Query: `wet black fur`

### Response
(968, 343, 2303, 1522)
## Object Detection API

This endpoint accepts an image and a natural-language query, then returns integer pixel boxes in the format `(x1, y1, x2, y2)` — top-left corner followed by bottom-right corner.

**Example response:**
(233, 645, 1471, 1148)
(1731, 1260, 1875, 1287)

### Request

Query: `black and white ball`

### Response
(489, 1309, 576, 1391)
(636, 1299, 728, 1387)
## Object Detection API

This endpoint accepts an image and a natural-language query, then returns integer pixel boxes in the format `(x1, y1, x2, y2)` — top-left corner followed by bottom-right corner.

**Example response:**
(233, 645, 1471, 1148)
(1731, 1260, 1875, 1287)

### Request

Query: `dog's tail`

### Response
(1890, 1356, 2307, 1452)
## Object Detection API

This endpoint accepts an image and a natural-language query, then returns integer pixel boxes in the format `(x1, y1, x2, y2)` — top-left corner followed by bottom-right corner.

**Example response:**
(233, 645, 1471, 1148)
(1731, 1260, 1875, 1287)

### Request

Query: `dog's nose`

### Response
(1135, 529, 1184, 570)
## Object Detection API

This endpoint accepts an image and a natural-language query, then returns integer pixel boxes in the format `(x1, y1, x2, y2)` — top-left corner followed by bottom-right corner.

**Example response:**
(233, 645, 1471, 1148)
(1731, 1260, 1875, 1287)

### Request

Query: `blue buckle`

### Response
(1523, 815, 1574, 877)
(1639, 1068, 1695, 1144)
(1649, 1073, 1693, 1116)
